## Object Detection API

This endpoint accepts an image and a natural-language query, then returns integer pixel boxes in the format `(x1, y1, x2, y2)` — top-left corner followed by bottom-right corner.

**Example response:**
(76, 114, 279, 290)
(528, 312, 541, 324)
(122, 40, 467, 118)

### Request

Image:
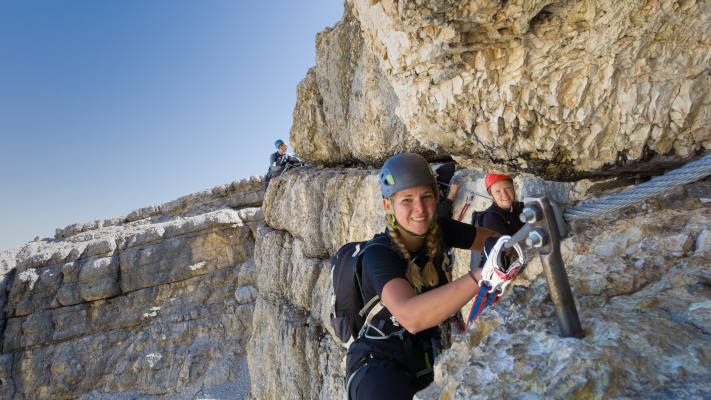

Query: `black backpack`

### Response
(329, 239, 390, 345)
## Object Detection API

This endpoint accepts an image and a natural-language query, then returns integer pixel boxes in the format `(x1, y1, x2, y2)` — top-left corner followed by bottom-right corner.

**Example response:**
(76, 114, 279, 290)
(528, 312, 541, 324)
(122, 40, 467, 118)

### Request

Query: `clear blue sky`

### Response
(0, 1, 344, 252)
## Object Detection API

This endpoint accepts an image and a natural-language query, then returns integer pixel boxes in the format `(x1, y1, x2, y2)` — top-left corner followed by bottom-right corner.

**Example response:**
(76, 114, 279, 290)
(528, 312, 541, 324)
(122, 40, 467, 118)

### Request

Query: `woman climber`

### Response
(468, 173, 525, 272)
(345, 153, 500, 400)
(480, 173, 525, 236)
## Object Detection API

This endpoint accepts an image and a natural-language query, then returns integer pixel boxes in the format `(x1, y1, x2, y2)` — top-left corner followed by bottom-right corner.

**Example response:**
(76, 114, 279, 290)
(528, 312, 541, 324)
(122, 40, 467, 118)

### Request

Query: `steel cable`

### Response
(563, 152, 711, 222)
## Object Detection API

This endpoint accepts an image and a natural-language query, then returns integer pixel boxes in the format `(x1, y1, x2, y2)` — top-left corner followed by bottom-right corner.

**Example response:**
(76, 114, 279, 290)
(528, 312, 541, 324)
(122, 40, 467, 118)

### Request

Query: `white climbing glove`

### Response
(479, 235, 525, 294)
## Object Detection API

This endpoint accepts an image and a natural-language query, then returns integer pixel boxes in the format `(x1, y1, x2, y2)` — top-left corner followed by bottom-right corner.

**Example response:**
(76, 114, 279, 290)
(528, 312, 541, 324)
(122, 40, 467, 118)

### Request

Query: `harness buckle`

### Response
(392, 329, 406, 341)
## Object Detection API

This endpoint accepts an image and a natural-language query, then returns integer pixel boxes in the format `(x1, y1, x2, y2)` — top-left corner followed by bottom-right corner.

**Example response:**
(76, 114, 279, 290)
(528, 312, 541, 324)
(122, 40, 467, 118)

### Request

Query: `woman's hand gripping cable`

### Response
(479, 235, 525, 295)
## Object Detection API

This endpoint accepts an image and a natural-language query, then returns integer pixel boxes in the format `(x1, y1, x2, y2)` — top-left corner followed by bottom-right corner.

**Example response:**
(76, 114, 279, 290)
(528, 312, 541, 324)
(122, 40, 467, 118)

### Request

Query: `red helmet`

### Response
(485, 173, 512, 191)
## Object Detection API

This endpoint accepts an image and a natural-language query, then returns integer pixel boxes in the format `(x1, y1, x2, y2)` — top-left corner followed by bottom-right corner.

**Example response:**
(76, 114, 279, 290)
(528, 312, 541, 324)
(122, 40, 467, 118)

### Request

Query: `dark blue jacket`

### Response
(482, 201, 525, 236)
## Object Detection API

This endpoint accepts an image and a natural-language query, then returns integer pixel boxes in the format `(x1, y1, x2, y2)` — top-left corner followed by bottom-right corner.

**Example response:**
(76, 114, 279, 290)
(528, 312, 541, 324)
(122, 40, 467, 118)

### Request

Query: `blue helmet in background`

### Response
(379, 153, 436, 198)
(274, 139, 285, 149)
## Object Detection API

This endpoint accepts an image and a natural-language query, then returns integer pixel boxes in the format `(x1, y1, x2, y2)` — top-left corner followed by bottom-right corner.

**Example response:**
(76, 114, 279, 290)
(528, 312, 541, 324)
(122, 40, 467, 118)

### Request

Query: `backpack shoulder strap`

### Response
(359, 295, 380, 317)
(472, 210, 486, 227)
(354, 239, 394, 321)
(361, 301, 385, 332)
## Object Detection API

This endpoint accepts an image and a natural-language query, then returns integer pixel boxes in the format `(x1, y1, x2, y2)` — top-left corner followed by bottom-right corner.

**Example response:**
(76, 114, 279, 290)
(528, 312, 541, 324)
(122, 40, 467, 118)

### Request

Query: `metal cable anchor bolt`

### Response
(520, 205, 541, 224)
(525, 229, 547, 248)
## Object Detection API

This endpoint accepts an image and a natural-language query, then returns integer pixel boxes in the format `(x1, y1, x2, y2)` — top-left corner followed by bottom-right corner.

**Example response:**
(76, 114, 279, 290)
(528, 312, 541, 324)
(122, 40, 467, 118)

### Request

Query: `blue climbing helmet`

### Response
(379, 153, 436, 198)
(274, 139, 285, 149)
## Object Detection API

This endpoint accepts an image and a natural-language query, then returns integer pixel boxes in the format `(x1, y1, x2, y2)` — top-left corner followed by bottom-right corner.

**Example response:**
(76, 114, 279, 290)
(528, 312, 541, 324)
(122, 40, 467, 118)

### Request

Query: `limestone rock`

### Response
(55, 175, 264, 239)
(290, 4, 442, 166)
(247, 224, 347, 400)
(0, 179, 264, 399)
(263, 168, 386, 258)
(238, 260, 258, 288)
(696, 227, 711, 255)
(345, 0, 711, 178)
(235, 285, 258, 304)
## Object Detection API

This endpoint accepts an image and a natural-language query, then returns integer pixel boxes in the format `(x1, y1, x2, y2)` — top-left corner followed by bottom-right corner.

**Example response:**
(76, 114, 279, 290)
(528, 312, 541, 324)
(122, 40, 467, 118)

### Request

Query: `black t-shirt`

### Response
(346, 216, 477, 382)
(359, 216, 476, 337)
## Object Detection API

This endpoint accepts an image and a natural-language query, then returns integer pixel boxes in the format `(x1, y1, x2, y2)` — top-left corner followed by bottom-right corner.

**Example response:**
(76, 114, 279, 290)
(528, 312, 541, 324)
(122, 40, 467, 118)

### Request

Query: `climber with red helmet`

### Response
(345, 153, 500, 400)
(482, 173, 525, 236)
(466, 173, 525, 283)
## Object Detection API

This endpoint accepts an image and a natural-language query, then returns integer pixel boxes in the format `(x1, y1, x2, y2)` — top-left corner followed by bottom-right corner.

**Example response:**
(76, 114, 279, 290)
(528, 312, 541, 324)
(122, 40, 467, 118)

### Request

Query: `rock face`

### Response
(248, 169, 385, 400)
(251, 169, 711, 400)
(425, 182, 711, 399)
(4, 166, 708, 400)
(290, 4, 443, 166)
(321, 0, 711, 178)
(0, 177, 264, 399)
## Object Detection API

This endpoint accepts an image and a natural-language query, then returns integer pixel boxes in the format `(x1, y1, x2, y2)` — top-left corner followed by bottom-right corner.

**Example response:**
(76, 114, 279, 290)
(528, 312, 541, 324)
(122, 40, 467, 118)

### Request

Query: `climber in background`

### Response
(345, 153, 500, 400)
(481, 173, 524, 236)
(434, 162, 460, 218)
(469, 173, 525, 271)
(265, 139, 302, 189)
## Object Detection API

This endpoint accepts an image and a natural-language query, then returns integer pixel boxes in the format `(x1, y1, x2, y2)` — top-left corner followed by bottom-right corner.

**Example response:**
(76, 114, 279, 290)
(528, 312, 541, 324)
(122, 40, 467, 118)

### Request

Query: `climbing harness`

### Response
(464, 236, 525, 330)
(359, 301, 407, 341)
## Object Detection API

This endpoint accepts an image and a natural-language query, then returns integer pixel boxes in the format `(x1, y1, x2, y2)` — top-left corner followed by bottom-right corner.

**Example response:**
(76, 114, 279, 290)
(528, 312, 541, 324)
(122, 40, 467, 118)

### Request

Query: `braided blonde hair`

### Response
(386, 214, 441, 293)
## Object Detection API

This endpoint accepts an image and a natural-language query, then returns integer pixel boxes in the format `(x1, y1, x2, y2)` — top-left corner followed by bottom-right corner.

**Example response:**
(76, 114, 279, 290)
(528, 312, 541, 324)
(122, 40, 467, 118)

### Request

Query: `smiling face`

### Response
(277, 143, 287, 155)
(489, 179, 516, 209)
(383, 185, 437, 237)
